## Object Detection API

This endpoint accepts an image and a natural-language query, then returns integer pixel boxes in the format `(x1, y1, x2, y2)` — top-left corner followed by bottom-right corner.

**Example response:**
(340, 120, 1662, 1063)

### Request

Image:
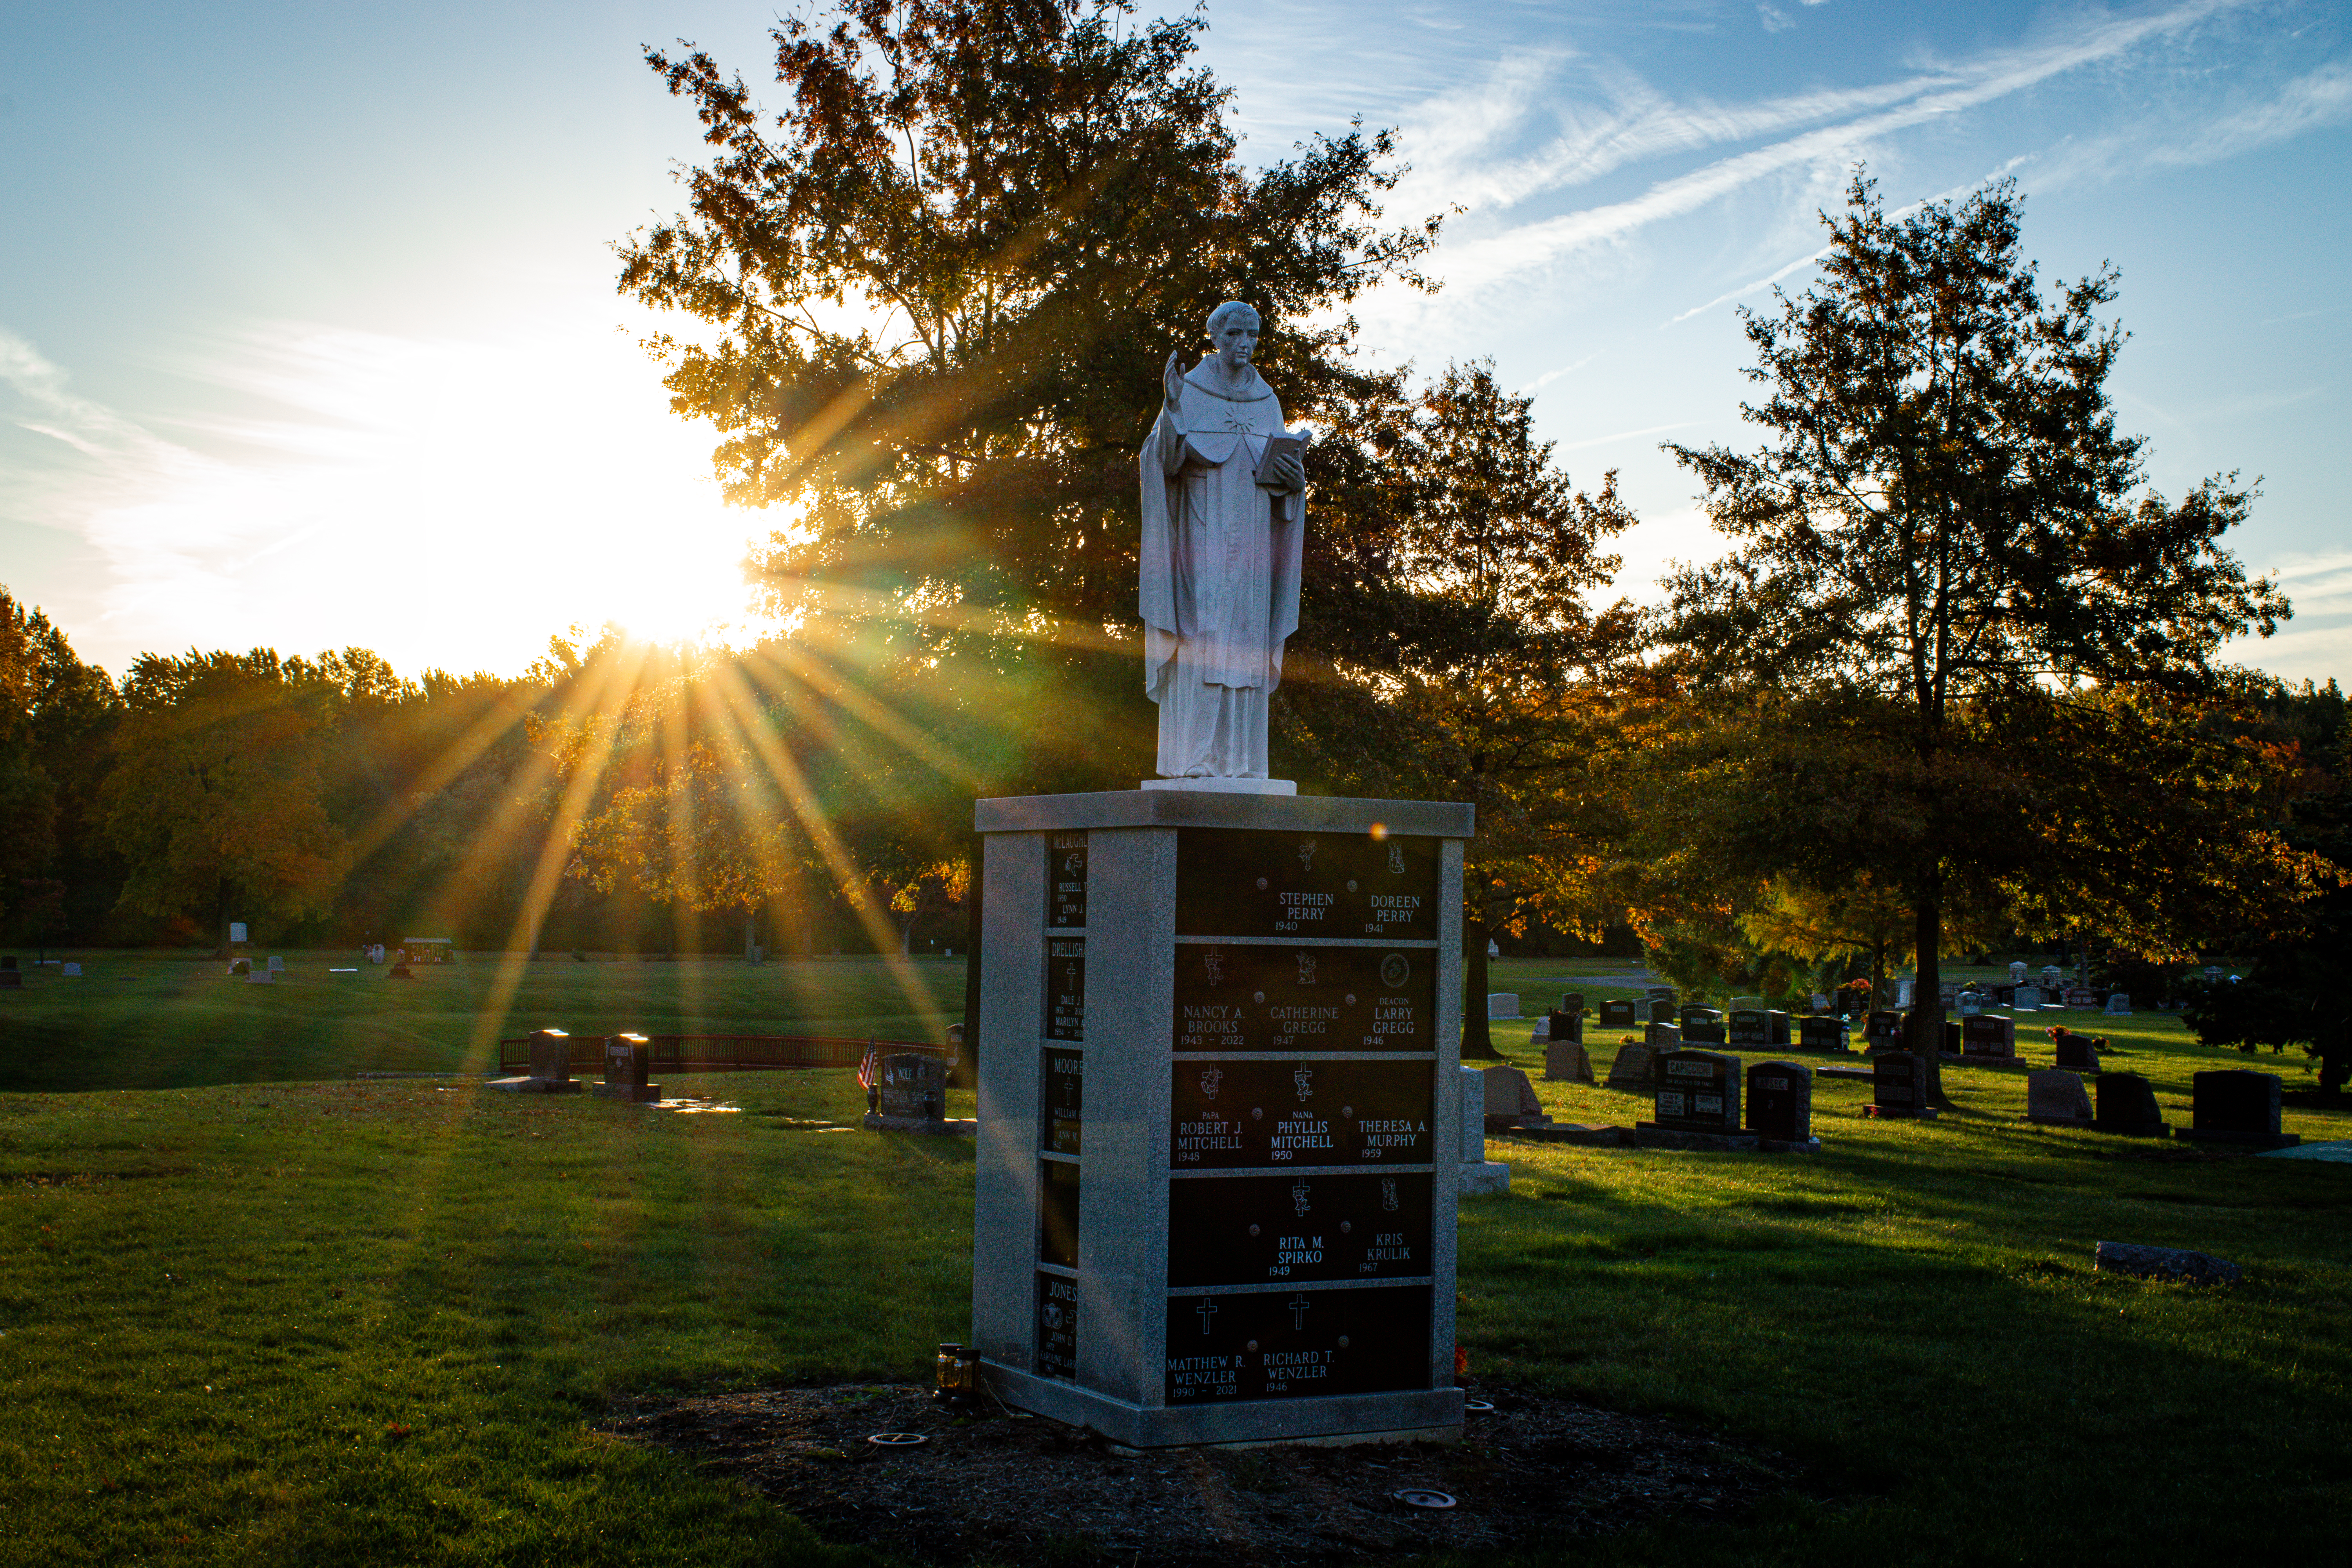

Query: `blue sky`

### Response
(2, 0, 2345, 681)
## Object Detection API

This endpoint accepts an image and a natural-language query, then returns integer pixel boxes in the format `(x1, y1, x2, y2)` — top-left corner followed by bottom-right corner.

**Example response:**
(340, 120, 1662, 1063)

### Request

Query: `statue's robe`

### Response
(1138, 362, 1304, 778)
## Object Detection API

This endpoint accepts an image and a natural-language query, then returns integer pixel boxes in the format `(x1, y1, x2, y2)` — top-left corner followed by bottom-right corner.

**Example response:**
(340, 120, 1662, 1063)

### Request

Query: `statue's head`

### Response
(1205, 301, 1261, 369)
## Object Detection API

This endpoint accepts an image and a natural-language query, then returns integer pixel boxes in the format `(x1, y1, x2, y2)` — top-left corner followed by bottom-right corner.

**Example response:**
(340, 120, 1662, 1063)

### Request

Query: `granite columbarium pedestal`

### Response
(968, 789, 1472, 1448)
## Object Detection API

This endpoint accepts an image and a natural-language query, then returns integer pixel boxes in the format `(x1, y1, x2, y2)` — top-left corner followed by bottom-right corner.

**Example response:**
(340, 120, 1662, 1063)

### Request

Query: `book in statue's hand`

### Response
(1254, 427, 1308, 489)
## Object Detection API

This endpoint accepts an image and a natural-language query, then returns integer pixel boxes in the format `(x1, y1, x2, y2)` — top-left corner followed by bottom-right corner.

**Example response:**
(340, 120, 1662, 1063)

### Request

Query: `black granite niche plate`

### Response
(1170, 1059, 1434, 1168)
(1167, 1171, 1433, 1287)
(1047, 831, 1087, 929)
(1039, 1160, 1080, 1268)
(1042, 1047, 1083, 1155)
(1176, 828, 1439, 941)
(1163, 1284, 1431, 1404)
(1173, 944, 1436, 1052)
(1044, 937, 1085, 1042)
(1036, 1271, 1078, 1381)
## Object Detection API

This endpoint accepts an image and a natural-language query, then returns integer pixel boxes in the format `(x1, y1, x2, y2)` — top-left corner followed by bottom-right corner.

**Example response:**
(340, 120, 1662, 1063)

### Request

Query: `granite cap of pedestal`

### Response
(975, 789, 1473, 838)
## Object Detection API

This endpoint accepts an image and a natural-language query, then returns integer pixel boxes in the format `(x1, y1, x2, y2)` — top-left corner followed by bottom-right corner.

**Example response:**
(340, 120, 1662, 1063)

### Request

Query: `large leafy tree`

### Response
(100, 652, 351, 947)
(1661, 171, 2302, 1088)
(0, 588, 120, 938)
(618, 0, 1441, 791)
(1281, 365, 1639, 1055)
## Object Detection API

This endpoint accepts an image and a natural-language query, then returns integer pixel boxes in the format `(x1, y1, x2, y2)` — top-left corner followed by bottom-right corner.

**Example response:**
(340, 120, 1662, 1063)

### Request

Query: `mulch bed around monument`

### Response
(602, 1382, 1802, 1566)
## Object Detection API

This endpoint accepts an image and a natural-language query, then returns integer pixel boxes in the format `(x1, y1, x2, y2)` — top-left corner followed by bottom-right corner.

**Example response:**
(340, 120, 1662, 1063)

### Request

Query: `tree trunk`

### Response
(1462, 905, 1501, 1061)
(952, 832, 985, 1089)
(1909, 869, 1949, 1105)
(744, 909, 757, 960)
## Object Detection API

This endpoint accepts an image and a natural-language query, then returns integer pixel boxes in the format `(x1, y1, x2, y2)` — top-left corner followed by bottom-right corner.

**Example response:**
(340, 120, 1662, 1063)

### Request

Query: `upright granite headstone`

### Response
(1637, 1049, 1752, 1149)
(1746, 1060, 1817, 1149)
(869, 1053, 950, 1130)
(1864, 1051, 1936, 1120)
(1727, 1008, 1791, 1047)
(2012, 984, 2045, 1010)
(1798, 1016, 1853, 1053)
(1644, 1019, 1683, 1051)
(1679, 1005, 1726, 1044)
(525, 1029, 580, 1094)
(2025, 1070, 2094, 1126)
(1543, 1039, 1596, 1084)
(1865, 1010, 1906, 1052)
(2051, 1027, 2102, 1073)
(2103, 991, 2132, 1016)
(1647, 995, 1677, 1025)
(592, 1033, 661, 1103)
(1605, 1041, 1658, 1091)
(1543, 1007, 1583, 1043)
(2092, 1072, 2169, 1138)
(1481, 1066, 1551, 1130)
(2063, 985, 2099, 1010)
(1486, 992, 1521, 1020)
(1960, 1014, 2019, 1066)
(1460, 1065, 1510, 1194)
(2185, 1070, 2298, 1149)
(1599, 998, 1639, 1029)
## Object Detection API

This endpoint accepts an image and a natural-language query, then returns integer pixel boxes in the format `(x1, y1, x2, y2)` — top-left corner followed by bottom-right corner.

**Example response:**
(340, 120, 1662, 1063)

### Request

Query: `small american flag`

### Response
(856, 1042, 879, 1091)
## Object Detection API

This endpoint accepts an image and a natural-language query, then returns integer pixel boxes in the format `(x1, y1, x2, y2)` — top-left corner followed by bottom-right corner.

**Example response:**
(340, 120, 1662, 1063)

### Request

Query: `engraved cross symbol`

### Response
(1204, 948, 1225, 986)
(1291, 1178, 1312, 1217)
(1196, 1299, 1219, 1335)
(1292, 1067, 1313, 1100)
(1286, 1296, 1311, 1330)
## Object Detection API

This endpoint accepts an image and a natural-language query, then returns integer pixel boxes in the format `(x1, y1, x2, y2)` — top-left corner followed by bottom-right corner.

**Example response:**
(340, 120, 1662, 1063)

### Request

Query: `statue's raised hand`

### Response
(1162, 350, 1186, 420)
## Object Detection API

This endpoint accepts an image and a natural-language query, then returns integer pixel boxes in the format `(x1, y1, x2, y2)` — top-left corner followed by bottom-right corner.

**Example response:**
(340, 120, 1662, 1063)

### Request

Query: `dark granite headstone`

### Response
(1648, 996, 1677, 1024)
(1745, 1060, 1814, 1144)
(527, 1029, 574, 1086)
(1960, 1014, 2018, 1064)
(1542, 1040, 1595, 1084)
(1544, 1009, 1584, 1043)
(1644, 1019, 1682, 1051)
(2025, 1069, 2093, 1126)
(592, 1033, 661, 1102)
(1604, 1042, 1657, 1091)
(1679, 1005, 1726, 1044)
(1598, 998, 1639, 1029)
(1865, 1010, 1905, 1051)
(2062, 985, 2099, 1009)
(1797, 1016, 1852, 1053)
(2185, 1070, 2298, 1148)
(2091, 1071, 2169, 1138)
(1559, 992, 1585, 1015)
(1648, 1049, 1741, 1134)
(2051, 1028, 2102, 1073)
(1727, 1008, 1791, 1047)
(875, 1053, 949, 1125)
(1864, 1051, 1935, 1119)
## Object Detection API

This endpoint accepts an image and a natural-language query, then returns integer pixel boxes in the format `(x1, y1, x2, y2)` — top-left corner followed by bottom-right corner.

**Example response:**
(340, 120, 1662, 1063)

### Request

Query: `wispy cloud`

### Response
(1387, 0, 2252, 309)
(2153, 58, 2352, 165)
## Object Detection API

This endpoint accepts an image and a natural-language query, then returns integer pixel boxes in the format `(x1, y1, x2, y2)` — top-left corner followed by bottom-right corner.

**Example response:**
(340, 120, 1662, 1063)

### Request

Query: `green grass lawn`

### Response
(0, 955, 2345, 1565)
(0, 950, 967, 1093)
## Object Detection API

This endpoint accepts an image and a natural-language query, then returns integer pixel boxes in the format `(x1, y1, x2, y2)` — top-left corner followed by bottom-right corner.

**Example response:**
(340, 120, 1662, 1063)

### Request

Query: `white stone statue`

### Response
(1138, 301, 1307, 791)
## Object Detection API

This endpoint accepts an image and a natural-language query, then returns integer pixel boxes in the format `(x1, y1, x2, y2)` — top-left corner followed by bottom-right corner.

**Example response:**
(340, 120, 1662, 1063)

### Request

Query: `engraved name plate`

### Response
(1036, 1272, 1078, 1381)
(1163, 1285, 1431, 1404)
(1047, 831, 1088, 929)
(1173, 945, 1436, 1053)
(1176, 828, 1440, 940)
(1167, 1171, 1434, 1287)
(1045, 937, 1085, 1042)
(1042, 1048, 1083, 1155)
(1170, 1060, 1434, 1168)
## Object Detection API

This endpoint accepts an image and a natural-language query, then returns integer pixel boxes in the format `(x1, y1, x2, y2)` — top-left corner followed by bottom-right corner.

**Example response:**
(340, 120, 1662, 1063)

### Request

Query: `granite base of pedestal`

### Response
(1139, 777, 1297, 796)
(2180, 1130, 2301, 1149)
(979, 1361, 1465, 1450)
(1632, 1124, 1760, 1152)
(863, 1113, 977, 1136)
(488, 1077, 579, 1095)
(1862, 1105, 1939, 1120)
(1505, 1123, 1625, 1148)
(591, 1083, 662, 1103)
(1460, 1161, 1512, 1195)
